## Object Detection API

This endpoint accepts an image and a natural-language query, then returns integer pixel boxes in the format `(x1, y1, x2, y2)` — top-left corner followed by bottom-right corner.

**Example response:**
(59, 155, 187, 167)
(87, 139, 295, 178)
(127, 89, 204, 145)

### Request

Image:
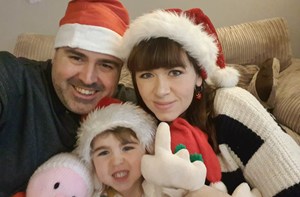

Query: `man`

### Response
(0, 0, 134, 196)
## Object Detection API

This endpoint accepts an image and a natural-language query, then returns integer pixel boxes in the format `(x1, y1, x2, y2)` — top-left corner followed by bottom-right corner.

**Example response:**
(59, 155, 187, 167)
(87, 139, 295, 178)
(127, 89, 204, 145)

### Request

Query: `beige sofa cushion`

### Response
(247, 58, 280, 109)
(273, 58, 300, 135)
(14, 33, 55, 61)
(228, 63, 259, 90)
(217, 17, 292, 71)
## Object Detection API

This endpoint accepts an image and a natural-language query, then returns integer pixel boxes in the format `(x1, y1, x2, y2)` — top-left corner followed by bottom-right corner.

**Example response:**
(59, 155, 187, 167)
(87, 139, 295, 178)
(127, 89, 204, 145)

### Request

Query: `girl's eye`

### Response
(97, 150, 109, 156)
(122, 145, 135, 152)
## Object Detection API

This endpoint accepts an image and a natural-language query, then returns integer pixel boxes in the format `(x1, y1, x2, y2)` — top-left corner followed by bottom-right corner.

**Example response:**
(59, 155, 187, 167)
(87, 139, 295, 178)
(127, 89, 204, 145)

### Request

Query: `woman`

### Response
(121, 7, 238, 192)
(121, 7, 300, 197)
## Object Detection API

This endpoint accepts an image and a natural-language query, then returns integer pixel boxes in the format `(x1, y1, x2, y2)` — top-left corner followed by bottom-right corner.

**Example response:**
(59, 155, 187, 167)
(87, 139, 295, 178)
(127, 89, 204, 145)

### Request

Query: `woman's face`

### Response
(135, 52, 202, 122)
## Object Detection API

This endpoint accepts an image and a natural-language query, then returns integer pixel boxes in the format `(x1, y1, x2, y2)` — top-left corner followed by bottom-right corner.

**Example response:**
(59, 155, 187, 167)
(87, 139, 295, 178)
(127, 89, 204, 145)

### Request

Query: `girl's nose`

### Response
(111, 153, 125, 166)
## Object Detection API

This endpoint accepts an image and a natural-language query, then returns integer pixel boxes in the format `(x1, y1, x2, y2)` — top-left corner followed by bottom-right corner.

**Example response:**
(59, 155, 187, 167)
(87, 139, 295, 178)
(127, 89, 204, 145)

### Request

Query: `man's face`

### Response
(52, 47, 122, 115)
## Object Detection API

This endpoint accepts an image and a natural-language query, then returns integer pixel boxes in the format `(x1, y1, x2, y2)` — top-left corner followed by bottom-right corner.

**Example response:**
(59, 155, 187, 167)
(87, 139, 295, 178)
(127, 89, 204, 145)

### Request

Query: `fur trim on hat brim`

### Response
(121, 9, 239, 87)
(121, 9, 218, 79)
(75, 102, 157, 168)
(55, 24, 123, 59)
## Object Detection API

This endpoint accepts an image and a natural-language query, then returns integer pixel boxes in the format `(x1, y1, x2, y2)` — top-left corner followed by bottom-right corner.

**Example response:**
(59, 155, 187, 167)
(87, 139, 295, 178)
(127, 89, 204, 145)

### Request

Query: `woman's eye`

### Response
(169, 70, 182, 76)
(139, 72, 153, 79)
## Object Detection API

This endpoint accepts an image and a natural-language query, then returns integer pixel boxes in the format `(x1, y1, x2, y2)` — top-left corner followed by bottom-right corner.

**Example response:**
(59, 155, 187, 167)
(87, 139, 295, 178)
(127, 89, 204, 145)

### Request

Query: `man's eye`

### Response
(69, 56, 83, 64)
(97, 62, 117, 72)
(101, 63, 114, 70)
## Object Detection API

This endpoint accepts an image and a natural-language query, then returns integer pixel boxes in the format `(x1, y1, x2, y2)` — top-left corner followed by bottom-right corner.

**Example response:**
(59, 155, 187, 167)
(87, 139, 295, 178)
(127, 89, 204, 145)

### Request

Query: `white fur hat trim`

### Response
(121, 9, 239, 87)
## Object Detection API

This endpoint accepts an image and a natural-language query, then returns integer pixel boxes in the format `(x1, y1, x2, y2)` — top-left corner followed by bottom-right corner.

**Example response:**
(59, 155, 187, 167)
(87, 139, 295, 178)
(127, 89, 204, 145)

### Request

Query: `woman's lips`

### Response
(153, 101, 175, 110)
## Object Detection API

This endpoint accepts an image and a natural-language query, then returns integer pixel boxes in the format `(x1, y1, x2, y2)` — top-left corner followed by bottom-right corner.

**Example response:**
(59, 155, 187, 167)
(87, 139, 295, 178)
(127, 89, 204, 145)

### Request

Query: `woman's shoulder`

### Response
(213, 86, 283, 139)
(214, 87, 269, 119)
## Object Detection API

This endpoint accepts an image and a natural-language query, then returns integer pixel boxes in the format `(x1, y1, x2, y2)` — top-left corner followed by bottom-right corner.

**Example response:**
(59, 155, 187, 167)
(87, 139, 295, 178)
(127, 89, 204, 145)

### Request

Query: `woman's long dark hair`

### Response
(127, 37, 219, 152)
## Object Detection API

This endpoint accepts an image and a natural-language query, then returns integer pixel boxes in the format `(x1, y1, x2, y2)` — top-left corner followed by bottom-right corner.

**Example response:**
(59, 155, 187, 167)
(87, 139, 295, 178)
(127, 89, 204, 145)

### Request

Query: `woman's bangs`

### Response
(128, 38, 185, 72)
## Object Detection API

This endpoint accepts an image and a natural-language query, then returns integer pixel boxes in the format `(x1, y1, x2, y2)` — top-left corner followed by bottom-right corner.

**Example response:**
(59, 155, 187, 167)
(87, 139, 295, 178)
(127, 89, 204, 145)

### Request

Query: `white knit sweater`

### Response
(214, 87, 300, 197)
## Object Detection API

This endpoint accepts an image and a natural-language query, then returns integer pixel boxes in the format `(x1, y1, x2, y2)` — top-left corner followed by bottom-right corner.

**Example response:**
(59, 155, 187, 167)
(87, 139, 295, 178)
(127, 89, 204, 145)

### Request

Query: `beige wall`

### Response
(1, 0, 299, 57)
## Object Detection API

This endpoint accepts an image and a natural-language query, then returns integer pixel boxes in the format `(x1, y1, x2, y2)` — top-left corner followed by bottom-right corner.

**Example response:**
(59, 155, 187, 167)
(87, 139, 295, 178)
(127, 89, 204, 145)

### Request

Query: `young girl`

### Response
(76, 101, 220, 197)
(76, 102, 157, 197)
(120, 7, 300, 197)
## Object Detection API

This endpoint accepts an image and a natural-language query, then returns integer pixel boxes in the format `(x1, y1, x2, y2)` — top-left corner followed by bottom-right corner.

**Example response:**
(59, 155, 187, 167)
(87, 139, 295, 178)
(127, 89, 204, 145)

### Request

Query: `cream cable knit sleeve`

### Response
(213, 87, 300, 197)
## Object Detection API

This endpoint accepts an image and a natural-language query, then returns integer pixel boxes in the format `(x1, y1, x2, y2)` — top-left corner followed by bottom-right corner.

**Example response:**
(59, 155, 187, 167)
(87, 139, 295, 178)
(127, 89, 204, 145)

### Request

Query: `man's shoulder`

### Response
(0, 51, 52, 104)
(0, 51, 50, 70)
(0, 51, 18, 63)
(0, 51, 14, 57)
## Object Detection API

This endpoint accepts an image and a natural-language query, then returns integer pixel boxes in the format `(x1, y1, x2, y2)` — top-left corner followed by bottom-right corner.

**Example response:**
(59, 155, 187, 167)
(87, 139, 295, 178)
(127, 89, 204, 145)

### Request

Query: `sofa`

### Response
(13, 17, 300, 144)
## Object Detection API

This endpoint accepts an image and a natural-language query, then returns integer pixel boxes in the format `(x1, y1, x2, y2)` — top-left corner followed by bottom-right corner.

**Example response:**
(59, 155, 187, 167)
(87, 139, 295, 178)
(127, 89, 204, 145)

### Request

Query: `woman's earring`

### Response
(195, 85, 203, 100)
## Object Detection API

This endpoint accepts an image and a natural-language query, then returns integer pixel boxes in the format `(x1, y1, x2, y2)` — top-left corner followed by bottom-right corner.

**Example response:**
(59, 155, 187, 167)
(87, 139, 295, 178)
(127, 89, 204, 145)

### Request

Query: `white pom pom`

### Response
(210, 181, 228, 193)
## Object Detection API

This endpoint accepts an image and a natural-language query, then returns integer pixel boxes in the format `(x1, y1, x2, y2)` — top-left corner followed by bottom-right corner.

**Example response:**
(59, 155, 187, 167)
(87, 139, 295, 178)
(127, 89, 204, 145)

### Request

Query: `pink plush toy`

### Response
(26, 152, 93, 197)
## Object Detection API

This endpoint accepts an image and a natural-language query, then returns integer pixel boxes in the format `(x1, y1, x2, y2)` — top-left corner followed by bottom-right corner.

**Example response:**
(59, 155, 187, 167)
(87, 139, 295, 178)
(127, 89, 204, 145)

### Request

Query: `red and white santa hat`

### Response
(76, 102, 157, 168)
(54, 0, 129, 59)
(121, 8, 239, 87)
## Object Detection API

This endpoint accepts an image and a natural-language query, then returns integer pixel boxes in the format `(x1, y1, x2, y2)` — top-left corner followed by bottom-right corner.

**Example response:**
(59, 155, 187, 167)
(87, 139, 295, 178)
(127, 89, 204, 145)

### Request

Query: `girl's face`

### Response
(135, 52, 202, 122)
(91, 133, 145, 197)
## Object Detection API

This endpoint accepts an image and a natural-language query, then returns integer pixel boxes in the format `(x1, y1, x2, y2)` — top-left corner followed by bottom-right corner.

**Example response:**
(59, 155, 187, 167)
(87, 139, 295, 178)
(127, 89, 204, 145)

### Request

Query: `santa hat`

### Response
(54, 0, 129, 59)
(76, 102, 157, 168)
(27, 153, 93, 196)
(121, 8, 239, 87)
